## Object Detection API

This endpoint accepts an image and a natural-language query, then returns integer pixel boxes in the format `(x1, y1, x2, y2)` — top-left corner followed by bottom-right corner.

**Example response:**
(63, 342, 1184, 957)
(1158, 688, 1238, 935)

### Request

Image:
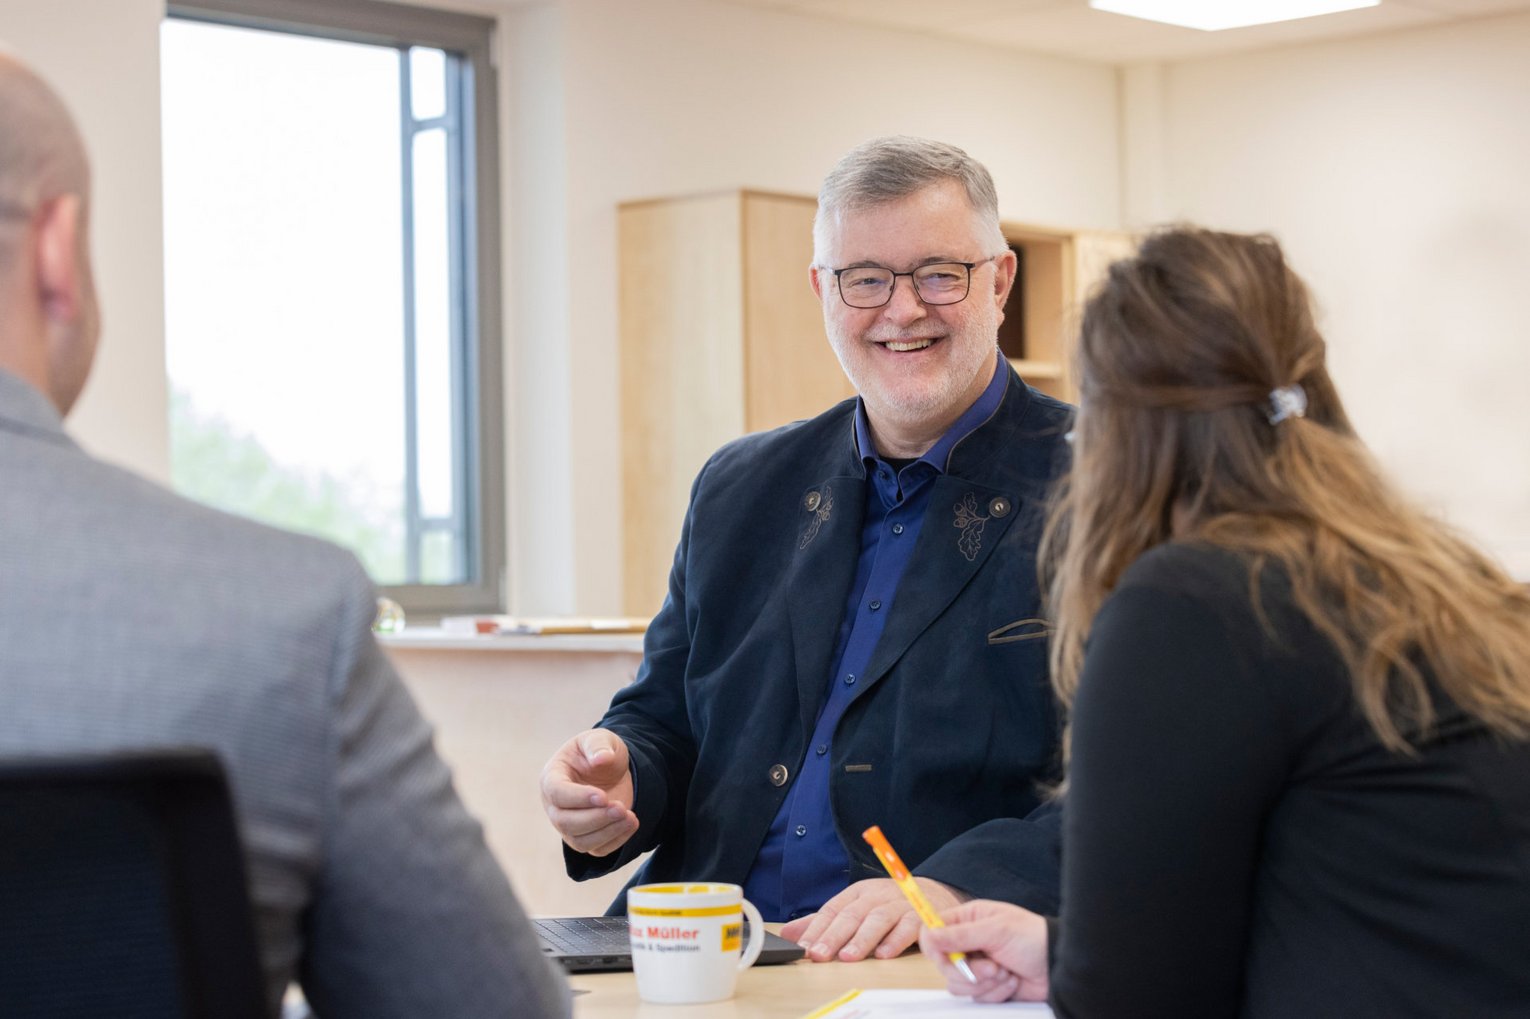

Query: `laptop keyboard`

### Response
(535, 916, 631, 954)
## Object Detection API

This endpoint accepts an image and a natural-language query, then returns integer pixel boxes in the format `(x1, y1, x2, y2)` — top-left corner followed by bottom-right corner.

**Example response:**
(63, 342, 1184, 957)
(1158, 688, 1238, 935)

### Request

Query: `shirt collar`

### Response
(853, 349, 1009, 476)
(0, 367, 70, 444)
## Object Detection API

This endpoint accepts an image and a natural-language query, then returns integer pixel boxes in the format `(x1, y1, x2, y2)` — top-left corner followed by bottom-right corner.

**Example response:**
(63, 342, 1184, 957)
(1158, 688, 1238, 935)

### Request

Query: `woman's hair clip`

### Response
(1267, 383, 1308, 425)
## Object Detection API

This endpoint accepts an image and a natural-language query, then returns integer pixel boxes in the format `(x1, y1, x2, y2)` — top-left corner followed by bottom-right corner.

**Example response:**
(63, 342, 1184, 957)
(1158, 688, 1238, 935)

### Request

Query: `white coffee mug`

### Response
(627, 882, 766, 1004)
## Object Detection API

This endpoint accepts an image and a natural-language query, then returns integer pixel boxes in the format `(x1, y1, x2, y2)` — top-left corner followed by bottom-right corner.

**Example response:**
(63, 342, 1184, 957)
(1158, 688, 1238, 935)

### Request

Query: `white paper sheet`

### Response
(802, 988, 1055, 1018)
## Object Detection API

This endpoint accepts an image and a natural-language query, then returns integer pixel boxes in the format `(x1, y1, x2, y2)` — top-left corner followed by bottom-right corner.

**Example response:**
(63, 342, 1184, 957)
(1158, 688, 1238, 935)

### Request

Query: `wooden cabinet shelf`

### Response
(618, 190, 849, 616)
(999, 224, 1137, 402)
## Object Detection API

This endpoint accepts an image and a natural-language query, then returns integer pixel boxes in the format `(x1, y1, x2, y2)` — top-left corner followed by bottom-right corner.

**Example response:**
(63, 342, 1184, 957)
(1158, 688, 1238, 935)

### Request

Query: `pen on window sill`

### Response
(861, 825, 977, 984)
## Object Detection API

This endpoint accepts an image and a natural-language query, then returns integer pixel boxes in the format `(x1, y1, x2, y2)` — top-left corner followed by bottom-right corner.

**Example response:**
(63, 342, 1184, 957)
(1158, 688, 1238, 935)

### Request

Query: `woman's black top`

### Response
(1049, 542, 1530, 1018)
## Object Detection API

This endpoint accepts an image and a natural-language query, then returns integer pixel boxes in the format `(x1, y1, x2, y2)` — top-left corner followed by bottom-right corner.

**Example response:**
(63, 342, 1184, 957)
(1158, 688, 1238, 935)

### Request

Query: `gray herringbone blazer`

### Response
(0, 370, 569, 1019)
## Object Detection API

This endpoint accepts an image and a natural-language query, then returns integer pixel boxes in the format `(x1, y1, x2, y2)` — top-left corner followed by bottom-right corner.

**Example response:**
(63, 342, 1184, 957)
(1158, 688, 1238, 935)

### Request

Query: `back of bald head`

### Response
(0, 50, 91, 272)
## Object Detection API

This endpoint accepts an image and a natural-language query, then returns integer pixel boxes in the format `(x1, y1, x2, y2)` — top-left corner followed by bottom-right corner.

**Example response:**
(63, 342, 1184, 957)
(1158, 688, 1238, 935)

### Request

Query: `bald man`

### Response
(0, 53, 569, 1018)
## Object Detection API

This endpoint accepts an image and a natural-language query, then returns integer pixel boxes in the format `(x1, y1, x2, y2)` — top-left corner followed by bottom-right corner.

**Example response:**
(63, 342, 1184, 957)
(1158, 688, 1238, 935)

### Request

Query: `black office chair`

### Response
(0, 748, 268, 1019)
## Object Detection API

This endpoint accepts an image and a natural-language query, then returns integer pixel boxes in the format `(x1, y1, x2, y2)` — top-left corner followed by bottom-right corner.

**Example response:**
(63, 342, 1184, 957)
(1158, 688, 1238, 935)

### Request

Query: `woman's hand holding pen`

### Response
(919, 900, 1051, 1004)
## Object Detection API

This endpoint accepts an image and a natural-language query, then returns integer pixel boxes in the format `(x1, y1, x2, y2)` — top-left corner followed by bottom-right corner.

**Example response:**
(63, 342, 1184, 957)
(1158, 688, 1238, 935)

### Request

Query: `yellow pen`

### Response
(862, 825, 977, 983)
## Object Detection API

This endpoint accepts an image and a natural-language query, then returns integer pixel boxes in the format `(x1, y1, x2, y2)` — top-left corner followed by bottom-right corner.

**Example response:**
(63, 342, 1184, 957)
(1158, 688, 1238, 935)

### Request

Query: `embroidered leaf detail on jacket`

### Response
(953, 492, 988, 561)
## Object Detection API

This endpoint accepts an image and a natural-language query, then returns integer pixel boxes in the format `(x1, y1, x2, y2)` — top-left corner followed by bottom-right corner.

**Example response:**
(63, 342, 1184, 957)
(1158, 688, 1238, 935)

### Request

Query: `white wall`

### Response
(502, 1, 578, 613)
(1133, 13, 1530, 577)
(0, 0, 170, 483)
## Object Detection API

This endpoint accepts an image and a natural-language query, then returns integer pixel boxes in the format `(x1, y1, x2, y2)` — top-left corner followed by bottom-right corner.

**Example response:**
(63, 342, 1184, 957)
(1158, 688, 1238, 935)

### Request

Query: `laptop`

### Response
(534, 916, 805, 972)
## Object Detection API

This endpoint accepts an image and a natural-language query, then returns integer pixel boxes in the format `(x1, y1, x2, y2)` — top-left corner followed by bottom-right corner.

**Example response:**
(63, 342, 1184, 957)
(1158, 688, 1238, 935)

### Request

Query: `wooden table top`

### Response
(570, 949, 948, 1018)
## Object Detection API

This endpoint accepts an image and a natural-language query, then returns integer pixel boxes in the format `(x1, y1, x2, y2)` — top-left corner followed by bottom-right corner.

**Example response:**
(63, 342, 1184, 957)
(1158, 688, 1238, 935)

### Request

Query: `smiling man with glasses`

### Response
(542, 136, 1073, 967)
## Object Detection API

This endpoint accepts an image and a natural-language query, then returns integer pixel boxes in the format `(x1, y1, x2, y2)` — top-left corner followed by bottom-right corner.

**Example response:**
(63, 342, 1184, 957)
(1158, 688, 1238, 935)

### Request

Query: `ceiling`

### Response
(706, 0, 1530, 63)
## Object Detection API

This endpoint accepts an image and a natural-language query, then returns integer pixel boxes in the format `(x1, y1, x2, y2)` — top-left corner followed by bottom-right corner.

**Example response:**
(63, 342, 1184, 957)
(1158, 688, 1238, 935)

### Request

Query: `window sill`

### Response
(378, 628, 645, 654)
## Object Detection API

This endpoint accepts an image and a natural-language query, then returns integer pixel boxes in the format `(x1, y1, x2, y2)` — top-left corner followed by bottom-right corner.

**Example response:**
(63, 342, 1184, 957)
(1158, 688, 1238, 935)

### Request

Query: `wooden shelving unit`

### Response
(618, 190, 850, 616)
(999, 224, 1137, 402)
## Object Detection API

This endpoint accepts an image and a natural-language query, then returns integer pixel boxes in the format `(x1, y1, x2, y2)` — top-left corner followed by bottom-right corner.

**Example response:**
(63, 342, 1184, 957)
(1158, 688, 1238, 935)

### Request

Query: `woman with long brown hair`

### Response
(920, 226, 1530, 1016)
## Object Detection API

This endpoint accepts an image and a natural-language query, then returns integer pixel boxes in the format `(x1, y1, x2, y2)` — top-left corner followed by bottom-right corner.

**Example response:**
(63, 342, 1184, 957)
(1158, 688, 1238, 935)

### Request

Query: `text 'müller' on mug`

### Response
(627, 882, 766, 1004)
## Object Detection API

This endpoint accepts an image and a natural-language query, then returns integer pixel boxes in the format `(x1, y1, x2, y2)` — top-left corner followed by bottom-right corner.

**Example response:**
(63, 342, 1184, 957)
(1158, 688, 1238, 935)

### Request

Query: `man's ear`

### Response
(34, 193, 84, 324)
(809, 263, 825, 301)
(991, 248, 1018, 328)
(992, 248, 1018, 303)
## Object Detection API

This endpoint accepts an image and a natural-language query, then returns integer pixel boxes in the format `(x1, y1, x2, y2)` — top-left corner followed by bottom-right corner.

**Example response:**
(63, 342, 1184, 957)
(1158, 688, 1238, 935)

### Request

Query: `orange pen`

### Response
(862, 825, 977, 983)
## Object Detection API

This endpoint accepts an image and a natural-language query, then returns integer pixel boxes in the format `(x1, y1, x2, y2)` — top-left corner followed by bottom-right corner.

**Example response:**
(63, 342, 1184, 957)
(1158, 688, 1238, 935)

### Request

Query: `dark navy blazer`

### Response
(569, 365, 1073, 914)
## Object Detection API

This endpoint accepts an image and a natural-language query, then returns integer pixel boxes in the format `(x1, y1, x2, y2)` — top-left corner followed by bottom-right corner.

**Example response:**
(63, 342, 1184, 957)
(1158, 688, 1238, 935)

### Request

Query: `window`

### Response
(161, 0, 504, 619)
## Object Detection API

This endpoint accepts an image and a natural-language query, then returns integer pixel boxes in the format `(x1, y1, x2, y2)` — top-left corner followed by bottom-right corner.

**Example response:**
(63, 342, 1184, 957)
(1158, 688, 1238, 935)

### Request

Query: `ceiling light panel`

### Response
(1089, 0, 1381, 31)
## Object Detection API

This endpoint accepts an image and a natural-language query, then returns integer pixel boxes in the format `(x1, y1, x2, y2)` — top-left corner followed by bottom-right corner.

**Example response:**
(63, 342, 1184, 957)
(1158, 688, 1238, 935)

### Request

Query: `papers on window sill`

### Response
(438, 615, 649, 637)
(802, 989, 1054, 1018)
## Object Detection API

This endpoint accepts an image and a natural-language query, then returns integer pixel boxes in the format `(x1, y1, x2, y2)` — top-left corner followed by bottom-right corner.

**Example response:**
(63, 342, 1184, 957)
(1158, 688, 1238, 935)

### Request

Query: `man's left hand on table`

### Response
(779, 877, 965, 963)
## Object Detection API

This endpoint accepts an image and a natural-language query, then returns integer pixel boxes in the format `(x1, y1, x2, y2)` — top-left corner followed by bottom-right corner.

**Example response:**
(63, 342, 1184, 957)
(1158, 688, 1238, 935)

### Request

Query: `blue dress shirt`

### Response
(741, 353, 1010, 921)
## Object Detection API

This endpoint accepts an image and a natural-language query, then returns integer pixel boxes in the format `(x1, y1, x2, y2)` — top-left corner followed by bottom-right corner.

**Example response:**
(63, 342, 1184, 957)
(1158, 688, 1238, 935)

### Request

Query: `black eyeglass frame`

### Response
(826, 254, 1001, 309)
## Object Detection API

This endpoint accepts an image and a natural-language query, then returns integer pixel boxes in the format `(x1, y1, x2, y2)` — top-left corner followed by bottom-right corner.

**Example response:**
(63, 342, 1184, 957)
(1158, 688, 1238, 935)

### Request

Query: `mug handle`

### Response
(737, 897, 766, 970)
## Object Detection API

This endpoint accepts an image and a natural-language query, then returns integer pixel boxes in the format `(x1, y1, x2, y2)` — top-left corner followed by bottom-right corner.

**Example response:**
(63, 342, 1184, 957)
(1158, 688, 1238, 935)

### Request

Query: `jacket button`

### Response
(988, 497, 1012, 518)
(804, 491, 821, 511)
(769, 764, 790, 787)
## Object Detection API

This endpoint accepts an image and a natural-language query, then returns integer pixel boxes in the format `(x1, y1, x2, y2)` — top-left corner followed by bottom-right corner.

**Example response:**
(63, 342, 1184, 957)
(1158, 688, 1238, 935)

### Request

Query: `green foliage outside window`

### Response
(169, 388, 407, 584)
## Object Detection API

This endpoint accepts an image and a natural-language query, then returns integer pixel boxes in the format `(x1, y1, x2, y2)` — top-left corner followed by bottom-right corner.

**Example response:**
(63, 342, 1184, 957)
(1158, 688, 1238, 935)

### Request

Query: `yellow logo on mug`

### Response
(721, 922, 742, 953)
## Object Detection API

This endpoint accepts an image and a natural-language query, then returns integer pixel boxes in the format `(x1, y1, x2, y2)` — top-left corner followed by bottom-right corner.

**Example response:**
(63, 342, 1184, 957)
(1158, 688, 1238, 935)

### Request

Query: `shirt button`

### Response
(878, 469, 889, 480)
(768, 764, 790, 786)
(868, 599, 882, 611)
(844, 674, 856, 686)
(816, 744, 828, 756)
(795, 825, 808, 837)
(891, 523, 904, 535)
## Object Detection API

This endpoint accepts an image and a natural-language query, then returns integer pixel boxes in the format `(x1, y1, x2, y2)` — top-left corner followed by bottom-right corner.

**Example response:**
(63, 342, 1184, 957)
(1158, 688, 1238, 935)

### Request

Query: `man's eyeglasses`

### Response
(828, 255, 1000, 310)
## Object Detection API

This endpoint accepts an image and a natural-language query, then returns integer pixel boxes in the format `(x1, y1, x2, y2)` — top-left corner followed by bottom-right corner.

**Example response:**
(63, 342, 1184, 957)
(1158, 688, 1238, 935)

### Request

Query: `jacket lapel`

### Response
(856, 475, 1019, 692)
(786, 472, 866, 739)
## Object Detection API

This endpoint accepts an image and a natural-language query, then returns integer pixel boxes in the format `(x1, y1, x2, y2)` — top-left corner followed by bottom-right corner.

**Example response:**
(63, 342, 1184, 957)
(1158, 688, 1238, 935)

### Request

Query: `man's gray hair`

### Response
(813, 136, 1007, 263)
